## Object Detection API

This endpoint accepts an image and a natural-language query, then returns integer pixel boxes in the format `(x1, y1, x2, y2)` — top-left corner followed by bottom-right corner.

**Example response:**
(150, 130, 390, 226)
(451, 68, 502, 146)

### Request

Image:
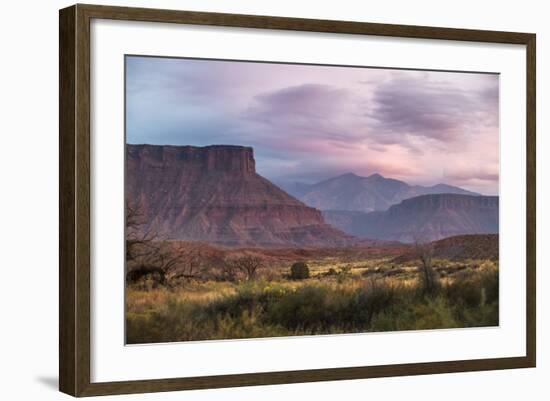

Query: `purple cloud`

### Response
(126, 56, 500, 194)
(244, 83, 370, 150)
(368, 75, 498, 146)
(249, 84, 350, 119)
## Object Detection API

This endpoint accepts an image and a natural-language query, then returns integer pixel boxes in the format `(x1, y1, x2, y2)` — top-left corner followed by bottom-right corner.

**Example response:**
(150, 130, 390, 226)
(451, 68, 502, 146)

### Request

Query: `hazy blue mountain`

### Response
(286, 172, 479, 212)
(323, 194, 499, 243)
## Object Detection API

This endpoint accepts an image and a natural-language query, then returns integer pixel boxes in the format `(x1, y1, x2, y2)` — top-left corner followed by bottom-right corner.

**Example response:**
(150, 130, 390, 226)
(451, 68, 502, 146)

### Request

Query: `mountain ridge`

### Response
(323, 193, 498, 243)
(280, 172, 480, 213)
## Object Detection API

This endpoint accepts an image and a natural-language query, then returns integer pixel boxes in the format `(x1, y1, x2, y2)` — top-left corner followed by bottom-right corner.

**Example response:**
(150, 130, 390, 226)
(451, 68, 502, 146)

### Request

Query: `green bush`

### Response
(370, 296, 459, 331)
(290, 262, 310, 280)
(445, 267, 498, 308)
(264, 280, 398, 332)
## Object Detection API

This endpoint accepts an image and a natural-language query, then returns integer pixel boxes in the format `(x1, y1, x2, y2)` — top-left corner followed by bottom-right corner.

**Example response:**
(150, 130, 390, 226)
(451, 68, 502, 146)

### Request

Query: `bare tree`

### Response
(226, 255, 264, 281)
(125, 201, 158, 263)
(125, 202, 197, 285)
(167, 242, 212, 281)
(219, 258, 239, 282)
(413, 232, 439, 294)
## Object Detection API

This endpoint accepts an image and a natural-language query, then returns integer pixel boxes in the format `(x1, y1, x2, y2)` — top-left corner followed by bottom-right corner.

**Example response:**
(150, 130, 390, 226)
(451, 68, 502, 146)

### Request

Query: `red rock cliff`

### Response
(126, 144, 352, 247)
(127, 144, 256, 174)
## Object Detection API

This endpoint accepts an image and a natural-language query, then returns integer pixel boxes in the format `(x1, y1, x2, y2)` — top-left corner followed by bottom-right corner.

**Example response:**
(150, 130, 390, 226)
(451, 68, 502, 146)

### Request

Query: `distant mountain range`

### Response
(280, 172, 479, 213)
(323, 194, 499, 242)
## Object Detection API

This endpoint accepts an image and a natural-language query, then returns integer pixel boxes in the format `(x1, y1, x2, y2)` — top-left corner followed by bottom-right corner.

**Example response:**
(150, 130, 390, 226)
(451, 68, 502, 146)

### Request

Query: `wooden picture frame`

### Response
(59, 3, 536, 397)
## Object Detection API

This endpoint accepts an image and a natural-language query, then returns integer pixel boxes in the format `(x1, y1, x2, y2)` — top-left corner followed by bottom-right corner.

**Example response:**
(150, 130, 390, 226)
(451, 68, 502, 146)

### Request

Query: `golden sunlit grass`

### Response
(126, 256, 499, 344)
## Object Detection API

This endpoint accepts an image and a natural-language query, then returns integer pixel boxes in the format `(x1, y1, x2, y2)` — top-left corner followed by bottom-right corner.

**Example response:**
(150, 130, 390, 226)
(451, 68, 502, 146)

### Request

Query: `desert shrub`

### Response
(456, 302, 499, 327)
(478, 267, 499, 304)
(203, 282, 263, 318)
(259, 268, 280, 282)
(326, 268, 338, 276)
(418, 263, 440, 295)
(264, 280, 399, 332)
(340, 265, 352, 275)
(126, 312, 155, 344)
(266, 285, 332, 330)
(353, 278, 397, 324)
(445, 267, 498, 308)
(413, 237, 441, 295)
(383, 267, 405, 277)
(126, 266, 166, 290)
(370, 296, 458, 332)
(444, 266, 499, 327)
(290, 262, 310, 280)
(446, 274, 482, 307)
(126, 281, 289, 343)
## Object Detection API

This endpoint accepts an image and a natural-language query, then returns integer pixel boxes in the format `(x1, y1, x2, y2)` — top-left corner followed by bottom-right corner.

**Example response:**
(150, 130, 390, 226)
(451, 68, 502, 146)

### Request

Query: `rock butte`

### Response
(125, 144, 355, 247)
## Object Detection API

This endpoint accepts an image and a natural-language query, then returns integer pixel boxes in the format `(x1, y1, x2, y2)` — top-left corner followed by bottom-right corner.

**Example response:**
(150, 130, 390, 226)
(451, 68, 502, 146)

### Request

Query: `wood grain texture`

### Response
(59, 5, 76, 396)
(75, 4, 92, 396)
(78, 3, 533, 43)
(59, 3, 537, 397)
(525, 34, 536, 367)
(78, 356, 533, 396)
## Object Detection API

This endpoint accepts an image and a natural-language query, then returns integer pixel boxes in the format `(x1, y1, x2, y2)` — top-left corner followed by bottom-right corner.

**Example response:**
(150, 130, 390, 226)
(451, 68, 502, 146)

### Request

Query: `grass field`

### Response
(126, 255, 499, 344)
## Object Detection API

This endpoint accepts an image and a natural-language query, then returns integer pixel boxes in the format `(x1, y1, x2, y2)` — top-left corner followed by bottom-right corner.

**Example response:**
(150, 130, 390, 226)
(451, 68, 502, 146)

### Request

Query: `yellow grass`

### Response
(126, 257, 499, 343)
(127, 258, 497, 317)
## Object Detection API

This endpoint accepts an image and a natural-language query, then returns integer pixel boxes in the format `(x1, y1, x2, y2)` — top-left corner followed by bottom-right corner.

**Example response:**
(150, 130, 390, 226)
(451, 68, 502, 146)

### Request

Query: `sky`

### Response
(126, 56, 499, 195)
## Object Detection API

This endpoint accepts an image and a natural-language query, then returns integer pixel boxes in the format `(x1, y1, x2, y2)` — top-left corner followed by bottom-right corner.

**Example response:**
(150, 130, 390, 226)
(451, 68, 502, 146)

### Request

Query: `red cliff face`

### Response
(126, 144, 352, 247)
(127, 144, 256, 174)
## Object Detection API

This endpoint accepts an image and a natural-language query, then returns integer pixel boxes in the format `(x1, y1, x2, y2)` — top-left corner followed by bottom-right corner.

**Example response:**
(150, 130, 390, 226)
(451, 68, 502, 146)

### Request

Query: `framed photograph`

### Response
(59, 4, 536, 397)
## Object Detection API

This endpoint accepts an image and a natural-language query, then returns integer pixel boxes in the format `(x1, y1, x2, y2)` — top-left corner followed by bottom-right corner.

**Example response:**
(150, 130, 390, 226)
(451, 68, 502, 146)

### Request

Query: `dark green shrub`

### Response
(326, 268, 337, 276)
(445, 274, 479, 307)
(266, 285, 331, 330)
(478, 268, 499, 304)
(290, 262, 310, 280)
(445, 268, 499, 308)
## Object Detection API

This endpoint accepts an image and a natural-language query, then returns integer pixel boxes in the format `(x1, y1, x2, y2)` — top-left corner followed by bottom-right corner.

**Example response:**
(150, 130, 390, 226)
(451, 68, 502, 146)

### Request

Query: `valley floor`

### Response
(126, 257, 498, 344)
